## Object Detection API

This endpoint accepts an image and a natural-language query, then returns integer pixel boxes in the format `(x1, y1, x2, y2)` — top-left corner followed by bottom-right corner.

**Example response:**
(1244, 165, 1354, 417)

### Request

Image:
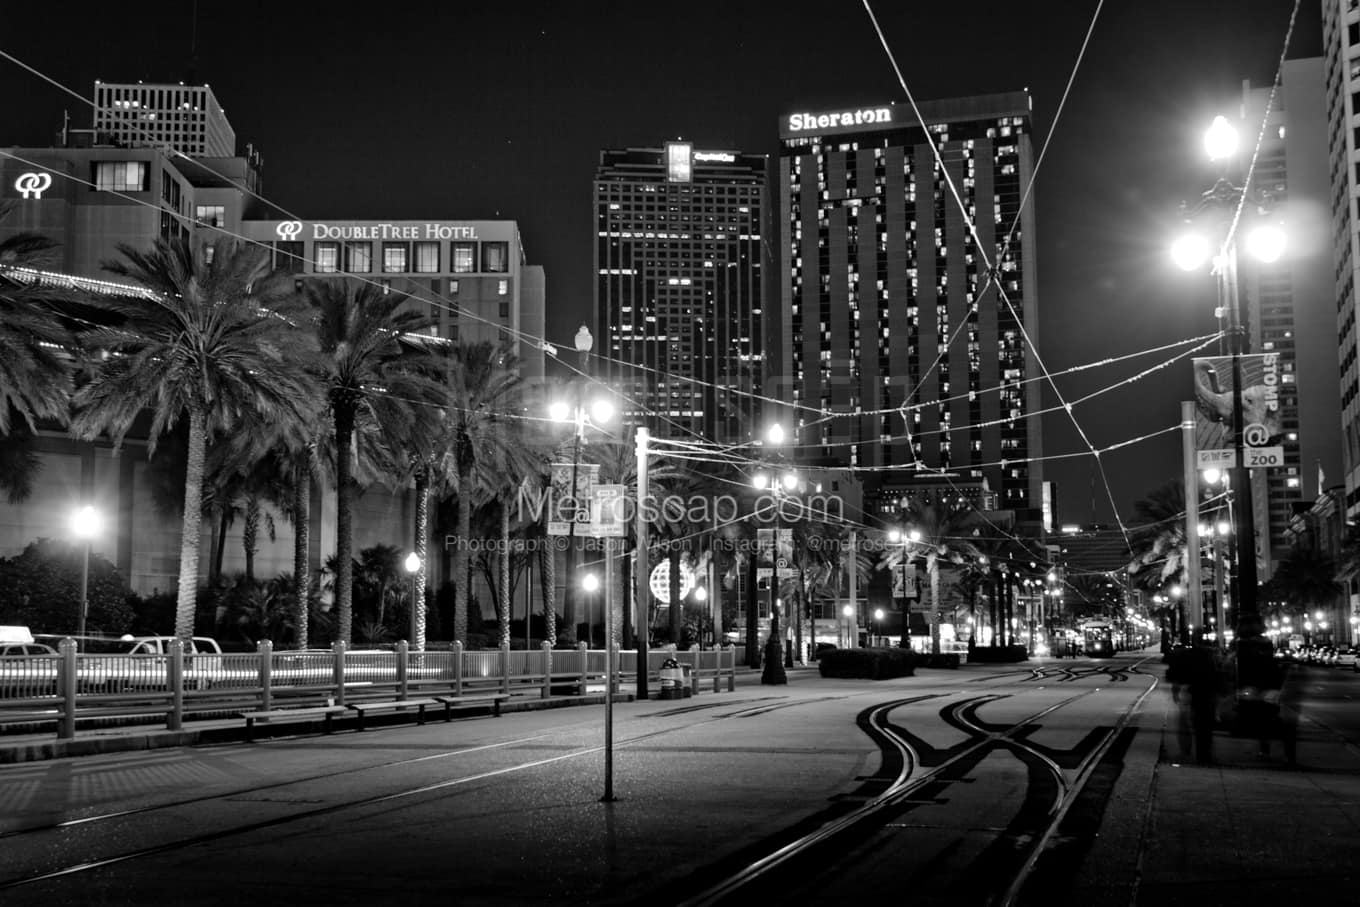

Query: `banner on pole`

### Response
(590, 484, 626, 537)
(1192, 353, 1287, 469)
(547, 462, 598, 536)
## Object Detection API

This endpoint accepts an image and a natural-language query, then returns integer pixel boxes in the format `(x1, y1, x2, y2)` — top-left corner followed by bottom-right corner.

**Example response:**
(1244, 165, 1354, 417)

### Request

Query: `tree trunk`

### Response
(539, 528, 557, 645)
(334, 403, 356, 645)
(243, 494, 260, 583)
(293, 459, 310, 650)
(499, 500, 511, 649)
(175, 406, 207, 640)
(454, 469, 472, 646)
(413, 465, 428, 651)
(930, 557, 942, 656)
(212, 508, 228, 586)
(667, 546, 680, 645)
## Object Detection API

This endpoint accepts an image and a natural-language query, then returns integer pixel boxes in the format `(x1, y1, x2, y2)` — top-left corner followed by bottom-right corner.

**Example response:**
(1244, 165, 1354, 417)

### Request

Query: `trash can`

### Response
(659, 658, 683, 700)
(680, 663, 694, 698)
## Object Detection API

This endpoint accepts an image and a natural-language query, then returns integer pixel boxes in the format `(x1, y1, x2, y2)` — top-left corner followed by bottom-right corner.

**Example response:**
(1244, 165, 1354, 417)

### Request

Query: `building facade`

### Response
(777, 93, 1043, 522)
(237, 218, 545, 385)
(1237, 60, 1338, 578)
(593, 143, 769, 445)
(93, 81, 236, 158)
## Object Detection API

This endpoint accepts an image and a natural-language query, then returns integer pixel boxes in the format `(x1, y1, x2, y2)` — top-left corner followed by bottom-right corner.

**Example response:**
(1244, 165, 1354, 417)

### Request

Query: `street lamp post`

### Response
(888, 528, 920, 648)
(71, 506, 101, 646)
(1172, 116, 1286, 637)
(550, 361, 614, 645)
(752, 460, 796, 685)
(873, 608, 885, 646)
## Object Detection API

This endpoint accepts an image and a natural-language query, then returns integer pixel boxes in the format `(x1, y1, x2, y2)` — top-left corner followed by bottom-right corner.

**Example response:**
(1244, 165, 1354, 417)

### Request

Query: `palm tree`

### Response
(1126, 480, 1188, 594)
(0, 206, 76, 502)
(71, 237, 317, 639)
(444, 340, 529, 647)
(896, 500, 982, 655)
(306, 278, 445, 645)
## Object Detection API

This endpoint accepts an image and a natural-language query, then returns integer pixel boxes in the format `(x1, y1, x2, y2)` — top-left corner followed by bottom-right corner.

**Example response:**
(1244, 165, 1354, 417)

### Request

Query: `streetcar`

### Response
(1079, 620, 1116, 658)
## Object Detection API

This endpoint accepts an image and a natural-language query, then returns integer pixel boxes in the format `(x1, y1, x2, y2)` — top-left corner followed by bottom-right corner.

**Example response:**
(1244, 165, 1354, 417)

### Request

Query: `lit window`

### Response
(414, 241, 439, 273)
(93, 160, 148, 192)
(383, 242, 409, 273)
(452, 242, 476, 273)
(195, 205, 225, 227)
(315, 242, 340, 273)
(498, 279, 509, 296)
(448, 279, 459, 294)
(482, 241, 509, 273)
(344, 242, 372, 273)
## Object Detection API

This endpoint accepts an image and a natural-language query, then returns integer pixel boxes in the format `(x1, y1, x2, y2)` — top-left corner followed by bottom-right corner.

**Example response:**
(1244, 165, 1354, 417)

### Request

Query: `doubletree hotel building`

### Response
(778, 92, 1044, 522)
(238, 218, 546, 384)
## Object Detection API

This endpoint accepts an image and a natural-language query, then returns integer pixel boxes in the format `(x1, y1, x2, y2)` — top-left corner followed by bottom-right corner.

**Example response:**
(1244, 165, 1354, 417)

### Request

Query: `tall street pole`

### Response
(634, 427, 649, 700)
(1221, 244, 1258, 628)
(1181, 400, 1203, 642)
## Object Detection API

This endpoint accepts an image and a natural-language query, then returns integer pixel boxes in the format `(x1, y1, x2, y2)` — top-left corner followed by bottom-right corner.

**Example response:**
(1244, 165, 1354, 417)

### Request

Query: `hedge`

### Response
(818, 646, 917, 680)
(966, 645, 1029, 664)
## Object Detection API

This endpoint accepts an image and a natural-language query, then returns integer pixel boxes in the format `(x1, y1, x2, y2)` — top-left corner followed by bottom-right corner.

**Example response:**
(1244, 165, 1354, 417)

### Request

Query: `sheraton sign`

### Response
(786, 106, 893, 133)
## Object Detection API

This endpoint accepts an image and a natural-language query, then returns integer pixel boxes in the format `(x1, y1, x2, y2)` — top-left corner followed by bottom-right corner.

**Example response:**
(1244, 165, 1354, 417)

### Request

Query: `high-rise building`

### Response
(593, 144, 769, 445)
(1323, 3, 1360, 528)
(1237, 59, 1338, 576)
(93, 81, 236, 158)
(777, 93, 1043, 521)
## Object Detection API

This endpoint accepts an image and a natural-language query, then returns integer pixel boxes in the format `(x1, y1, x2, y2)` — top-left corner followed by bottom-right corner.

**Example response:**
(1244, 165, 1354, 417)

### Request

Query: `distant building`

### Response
(93, 81, 236, 158)
(776, 92, 1044, 526)
(593, 143, 770, 445)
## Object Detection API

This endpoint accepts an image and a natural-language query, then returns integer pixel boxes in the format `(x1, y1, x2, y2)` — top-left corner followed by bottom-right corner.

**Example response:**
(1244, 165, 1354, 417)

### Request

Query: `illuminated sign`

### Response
(693, 151, 735, 163)
(786, 106, 893, 133)
(272, 221, 481, 241)
(666, 142, 692, 183)
(14, 172, 52, 199)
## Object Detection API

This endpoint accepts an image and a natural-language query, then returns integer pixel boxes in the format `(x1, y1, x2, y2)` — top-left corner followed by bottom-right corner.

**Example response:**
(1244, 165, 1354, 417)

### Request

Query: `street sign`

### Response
(1243, 445, 1284, 468)
(590, 484, 626, 537)
(1197, 448, 1236, 470)
(776, 556, 798, 579)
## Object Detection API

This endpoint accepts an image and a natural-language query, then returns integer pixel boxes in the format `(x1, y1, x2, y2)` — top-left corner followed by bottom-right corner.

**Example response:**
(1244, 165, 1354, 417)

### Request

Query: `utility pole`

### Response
(634, 427, 649, 700)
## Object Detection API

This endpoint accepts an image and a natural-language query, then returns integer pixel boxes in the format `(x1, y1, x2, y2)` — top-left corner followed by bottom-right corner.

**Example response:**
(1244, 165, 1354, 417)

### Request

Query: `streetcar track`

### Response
(678, 675, 1158, 907)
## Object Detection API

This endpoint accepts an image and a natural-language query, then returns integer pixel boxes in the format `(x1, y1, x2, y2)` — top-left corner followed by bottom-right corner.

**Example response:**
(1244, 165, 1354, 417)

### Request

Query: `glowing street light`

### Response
(71, 506, 101, 645)
(405, 552, 422, 649)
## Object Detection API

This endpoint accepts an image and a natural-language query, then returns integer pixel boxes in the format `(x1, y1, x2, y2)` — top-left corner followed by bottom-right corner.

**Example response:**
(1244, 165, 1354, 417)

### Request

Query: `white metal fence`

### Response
(0, 639, 739, 740)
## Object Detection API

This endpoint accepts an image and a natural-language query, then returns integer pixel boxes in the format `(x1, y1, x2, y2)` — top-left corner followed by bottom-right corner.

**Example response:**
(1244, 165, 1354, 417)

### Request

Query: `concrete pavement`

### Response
(3, 656, 1358, 905)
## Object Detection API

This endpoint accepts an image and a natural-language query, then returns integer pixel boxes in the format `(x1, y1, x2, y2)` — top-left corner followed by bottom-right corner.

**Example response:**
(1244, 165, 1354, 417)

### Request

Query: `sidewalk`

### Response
(1068, 667, 1360, 905)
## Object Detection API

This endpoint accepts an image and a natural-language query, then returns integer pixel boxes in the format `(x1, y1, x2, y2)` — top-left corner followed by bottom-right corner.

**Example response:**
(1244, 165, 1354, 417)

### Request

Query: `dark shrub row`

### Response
(818, 646, 917, 680)
(966, 645, 1029, 664)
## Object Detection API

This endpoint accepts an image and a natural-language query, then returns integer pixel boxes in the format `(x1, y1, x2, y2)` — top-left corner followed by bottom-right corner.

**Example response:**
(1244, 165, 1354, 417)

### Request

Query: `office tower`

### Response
(1323, 3, 1360, 522)
(778, 93, 1043, 520)
(1238, 59, 1338, 575)
(93, 81, 236, 158)
(593, 143, 769, 444)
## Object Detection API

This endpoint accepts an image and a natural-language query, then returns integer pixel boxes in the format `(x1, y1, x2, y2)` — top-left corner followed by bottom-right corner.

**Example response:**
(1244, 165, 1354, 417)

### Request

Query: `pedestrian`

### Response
(1235, 615, 1290, 761)
(1166, 643, 1196, 763)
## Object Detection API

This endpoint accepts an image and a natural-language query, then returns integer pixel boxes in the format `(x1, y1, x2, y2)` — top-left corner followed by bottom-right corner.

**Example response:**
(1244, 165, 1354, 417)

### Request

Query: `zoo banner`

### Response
(1192, 353, 1287, 469)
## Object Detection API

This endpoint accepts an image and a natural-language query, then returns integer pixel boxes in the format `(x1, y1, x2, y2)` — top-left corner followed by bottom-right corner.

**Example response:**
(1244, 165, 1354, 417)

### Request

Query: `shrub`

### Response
(919, 653, 961, 669)
(967, 645, 1029, 664)
(818, 646, 917, 680)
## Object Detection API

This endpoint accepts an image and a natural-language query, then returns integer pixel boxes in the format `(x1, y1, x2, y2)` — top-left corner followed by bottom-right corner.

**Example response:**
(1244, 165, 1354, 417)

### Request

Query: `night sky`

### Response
(0, 1, 1323, 527)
